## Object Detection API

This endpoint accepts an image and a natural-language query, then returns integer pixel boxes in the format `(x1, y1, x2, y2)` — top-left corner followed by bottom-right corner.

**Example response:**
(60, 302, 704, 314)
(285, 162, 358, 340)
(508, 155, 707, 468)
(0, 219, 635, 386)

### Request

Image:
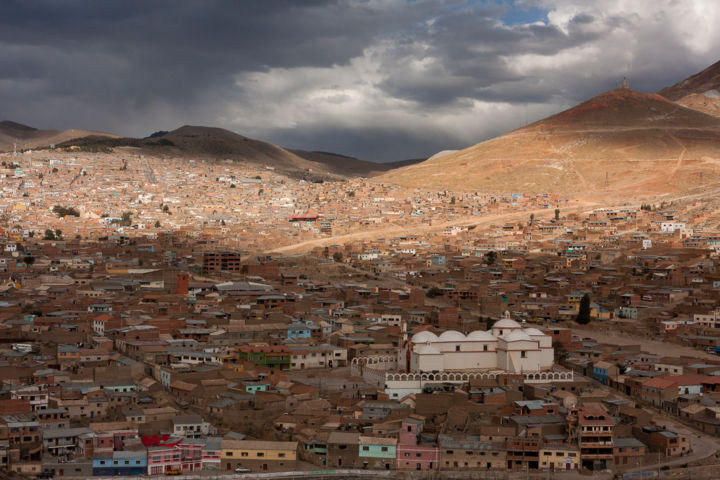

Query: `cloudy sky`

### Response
(2, 0, 719, 161)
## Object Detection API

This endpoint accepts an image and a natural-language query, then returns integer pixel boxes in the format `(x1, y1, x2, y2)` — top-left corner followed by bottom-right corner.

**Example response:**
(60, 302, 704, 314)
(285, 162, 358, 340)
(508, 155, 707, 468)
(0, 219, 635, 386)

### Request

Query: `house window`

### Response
(521, 351, 526, 358)
(381, 447, 388, 452)
(256, 452, 264, 457)
(483, 345, 488, 351)
(362, 446, 369, 451)
(455, 345, 460, 351)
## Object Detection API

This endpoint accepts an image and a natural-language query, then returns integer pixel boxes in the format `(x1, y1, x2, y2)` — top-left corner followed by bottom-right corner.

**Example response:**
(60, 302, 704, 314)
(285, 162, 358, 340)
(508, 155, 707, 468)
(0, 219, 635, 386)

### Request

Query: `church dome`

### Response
(437, 330, 466, 342)
(493, 318, 522, 329)
(411, 331, 438, 343)
(523, 328, 546, 337)
(502, 330, 533, 342)
(466, 330, 496, 342)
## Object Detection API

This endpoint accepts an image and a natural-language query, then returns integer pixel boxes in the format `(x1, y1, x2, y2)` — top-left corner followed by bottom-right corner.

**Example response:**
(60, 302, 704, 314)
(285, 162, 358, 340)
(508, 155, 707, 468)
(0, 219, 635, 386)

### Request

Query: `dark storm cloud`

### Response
(0, 0, 718, 161)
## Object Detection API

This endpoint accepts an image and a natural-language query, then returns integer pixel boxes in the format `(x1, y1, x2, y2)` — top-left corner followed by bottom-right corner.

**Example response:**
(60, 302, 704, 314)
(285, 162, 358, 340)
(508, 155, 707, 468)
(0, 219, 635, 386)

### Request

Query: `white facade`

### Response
(694, 309, 720, 329)
(661, 222, 685, 233)
(409, 316, 553, 374)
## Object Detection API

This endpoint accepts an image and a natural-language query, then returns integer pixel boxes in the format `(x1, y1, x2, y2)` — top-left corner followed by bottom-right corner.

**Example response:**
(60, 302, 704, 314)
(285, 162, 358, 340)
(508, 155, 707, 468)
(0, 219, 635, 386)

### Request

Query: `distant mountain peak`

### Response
(659, 59, 720, 101)
(659, 59, 720, 118)
(0, 120, 38, 133)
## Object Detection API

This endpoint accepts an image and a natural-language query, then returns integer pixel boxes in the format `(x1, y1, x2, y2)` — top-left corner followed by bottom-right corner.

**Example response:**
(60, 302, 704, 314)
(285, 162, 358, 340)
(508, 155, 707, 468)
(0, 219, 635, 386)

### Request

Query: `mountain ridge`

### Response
(378, 87, 720, 198)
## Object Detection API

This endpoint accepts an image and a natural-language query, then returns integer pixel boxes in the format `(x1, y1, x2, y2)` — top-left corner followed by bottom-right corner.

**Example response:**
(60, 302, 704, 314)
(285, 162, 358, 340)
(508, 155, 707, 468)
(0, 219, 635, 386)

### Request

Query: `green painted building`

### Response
(238, 345, 290, 370)
(358, 436, 397, 469)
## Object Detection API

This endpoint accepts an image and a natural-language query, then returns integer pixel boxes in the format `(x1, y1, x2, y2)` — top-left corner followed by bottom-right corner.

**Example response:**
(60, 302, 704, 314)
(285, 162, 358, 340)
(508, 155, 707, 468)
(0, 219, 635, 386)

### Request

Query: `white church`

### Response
(407, 313, 554, 374)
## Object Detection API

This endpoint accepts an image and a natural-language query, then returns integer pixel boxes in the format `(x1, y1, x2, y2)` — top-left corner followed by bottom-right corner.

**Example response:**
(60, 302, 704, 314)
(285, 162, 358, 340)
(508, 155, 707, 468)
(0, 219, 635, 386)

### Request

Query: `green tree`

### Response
(43, 229, 55, 240)
(332, 251, 343, 263)
(154, 220, 161, 228)
(554, 208, 560, 220)
(426, 286, 444, 298)
(53, 205, 80, 218)
(576, 294, 591, 325)
(54, 229, 62, 239)
(529, 213, 535, 224)
(120, 211, 132, 226)
(23, 256, 35, 266)
(485, 250, 497, 265)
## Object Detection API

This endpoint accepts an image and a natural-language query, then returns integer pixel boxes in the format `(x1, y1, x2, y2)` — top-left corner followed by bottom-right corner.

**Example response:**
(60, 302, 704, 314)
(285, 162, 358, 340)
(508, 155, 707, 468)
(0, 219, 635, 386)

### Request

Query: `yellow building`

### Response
(221, 439, 297, 473)
(539, 445, 580, 471)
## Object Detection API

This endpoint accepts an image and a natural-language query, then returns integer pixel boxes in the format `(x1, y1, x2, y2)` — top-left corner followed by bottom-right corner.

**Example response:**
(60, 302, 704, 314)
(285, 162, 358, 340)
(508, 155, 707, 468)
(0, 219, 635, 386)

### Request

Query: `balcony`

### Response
(580, 441, 613, 446)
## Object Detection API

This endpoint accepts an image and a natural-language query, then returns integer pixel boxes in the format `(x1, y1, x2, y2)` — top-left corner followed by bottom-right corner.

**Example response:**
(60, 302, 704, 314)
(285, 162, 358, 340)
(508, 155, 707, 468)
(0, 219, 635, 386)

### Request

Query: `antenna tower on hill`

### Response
(620, 77, 629, 89)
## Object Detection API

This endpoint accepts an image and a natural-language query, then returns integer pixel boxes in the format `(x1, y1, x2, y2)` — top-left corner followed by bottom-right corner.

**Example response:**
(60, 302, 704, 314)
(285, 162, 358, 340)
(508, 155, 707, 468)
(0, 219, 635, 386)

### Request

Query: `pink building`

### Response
(146, 438, 221, 474)
(93, 426, 138, 452)
(201, 438, 221, 471)
(180, 440, 203, 472)
(396, 418, 439, 470)
(147, 445, 182, 475)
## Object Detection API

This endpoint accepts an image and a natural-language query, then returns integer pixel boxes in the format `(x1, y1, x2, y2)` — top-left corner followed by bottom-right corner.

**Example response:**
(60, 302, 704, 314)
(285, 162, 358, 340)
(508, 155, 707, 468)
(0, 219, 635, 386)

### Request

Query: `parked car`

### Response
(235, 466, 252, 473)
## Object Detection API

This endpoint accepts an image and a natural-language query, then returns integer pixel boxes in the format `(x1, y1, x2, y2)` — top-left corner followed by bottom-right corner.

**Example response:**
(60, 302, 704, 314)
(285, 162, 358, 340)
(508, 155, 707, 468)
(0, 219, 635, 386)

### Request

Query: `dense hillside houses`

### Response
(3, 148, 720, 477)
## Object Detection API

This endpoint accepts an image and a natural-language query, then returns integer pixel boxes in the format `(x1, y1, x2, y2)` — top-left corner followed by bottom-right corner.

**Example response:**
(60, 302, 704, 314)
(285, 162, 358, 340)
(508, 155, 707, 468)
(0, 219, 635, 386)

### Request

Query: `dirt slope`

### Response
(379, 88, 720, 199)
(0, 121, 117, 152)
(660, 59, 720, 117)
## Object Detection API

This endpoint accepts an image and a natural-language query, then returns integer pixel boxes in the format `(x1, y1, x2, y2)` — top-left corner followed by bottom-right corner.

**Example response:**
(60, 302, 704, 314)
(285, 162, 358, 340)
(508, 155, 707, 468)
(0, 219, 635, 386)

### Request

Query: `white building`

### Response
(408, 315, 553, 374)
(694, 309, 720, 329)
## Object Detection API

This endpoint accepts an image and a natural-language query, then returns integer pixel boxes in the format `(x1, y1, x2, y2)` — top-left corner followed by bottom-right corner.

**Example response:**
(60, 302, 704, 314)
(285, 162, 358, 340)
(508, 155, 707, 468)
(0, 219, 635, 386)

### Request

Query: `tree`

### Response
(119, 211, 132, 226)
(529, 213, 535, 224)
(23, 256, 35, 266)
(485, 250, 497, 265)
(154, 220, 161, 228)
(53, 205, 80, 218)
(43, 229, 56, 240)
(332, 252, 343, 263)
(554, 208, 560, 220)
(576, 294, 591, 325)
(450, 196, 456, 204)
(426, 286, 444, 298)
(54, 229, 62, 239)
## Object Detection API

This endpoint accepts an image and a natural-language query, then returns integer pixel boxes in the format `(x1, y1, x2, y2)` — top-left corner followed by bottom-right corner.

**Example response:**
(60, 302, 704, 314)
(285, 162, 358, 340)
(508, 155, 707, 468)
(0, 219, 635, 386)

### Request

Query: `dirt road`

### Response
(572, 328, 716, 361)
(267, 203, 596, 254)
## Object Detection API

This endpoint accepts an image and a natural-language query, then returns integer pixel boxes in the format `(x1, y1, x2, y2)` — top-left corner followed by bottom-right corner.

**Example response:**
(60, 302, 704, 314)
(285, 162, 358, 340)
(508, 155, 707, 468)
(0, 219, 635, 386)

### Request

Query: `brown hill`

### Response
(62, 126, 396, 179)
(379, 88, 720, 198)
(290, 149, 425, 175)
(659, 60, 720, 117)
(0, 121, 118, 152)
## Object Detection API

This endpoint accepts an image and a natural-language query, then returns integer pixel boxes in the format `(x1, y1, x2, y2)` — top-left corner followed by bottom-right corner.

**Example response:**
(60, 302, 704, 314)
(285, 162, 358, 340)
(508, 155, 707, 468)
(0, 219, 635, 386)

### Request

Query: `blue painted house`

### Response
(593, 361, 615, 386)
(286, 322, 317, 340)
(92, 451, 147, 476)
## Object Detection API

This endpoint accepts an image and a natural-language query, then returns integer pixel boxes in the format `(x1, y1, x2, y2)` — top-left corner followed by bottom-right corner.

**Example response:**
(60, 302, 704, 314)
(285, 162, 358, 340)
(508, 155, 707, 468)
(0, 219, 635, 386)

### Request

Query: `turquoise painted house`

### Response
(358, 436, 397, 470)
